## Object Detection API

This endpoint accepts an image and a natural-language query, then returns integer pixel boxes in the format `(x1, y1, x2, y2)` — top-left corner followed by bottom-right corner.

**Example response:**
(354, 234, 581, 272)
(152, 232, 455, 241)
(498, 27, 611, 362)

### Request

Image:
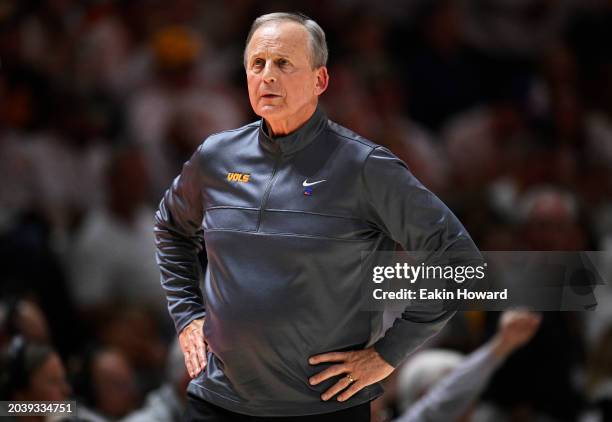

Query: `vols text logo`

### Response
(227, 172, 250, 183)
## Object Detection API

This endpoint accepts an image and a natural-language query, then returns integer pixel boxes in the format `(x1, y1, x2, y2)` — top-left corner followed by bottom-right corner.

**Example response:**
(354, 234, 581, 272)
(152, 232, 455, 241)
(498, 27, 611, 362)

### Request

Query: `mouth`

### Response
(261, 94, 281, 99)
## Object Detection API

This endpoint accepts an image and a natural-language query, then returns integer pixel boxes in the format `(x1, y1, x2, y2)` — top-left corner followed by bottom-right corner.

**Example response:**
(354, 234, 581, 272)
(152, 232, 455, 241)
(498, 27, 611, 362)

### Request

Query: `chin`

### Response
(256, 105, 286, 119)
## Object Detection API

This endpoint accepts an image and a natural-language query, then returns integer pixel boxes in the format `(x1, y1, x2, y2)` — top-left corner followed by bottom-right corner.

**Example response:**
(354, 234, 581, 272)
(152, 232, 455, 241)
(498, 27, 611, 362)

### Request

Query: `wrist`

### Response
(372, 344, 398, 369)
(490, 335, 514, 360)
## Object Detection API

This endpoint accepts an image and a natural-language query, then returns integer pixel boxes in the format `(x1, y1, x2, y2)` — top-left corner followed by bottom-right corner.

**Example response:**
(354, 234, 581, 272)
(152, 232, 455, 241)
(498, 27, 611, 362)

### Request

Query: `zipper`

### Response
(256, 152, 281, 231)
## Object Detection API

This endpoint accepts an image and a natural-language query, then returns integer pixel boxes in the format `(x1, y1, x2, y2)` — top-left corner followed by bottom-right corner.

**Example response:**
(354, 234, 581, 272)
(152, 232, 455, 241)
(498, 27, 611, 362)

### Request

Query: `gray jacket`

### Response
(154, 107, 481, 416)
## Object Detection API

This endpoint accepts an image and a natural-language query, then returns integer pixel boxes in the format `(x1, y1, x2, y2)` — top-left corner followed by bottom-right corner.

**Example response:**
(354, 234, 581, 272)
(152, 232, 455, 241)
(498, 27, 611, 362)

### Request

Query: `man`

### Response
(154, 12, 481, 421)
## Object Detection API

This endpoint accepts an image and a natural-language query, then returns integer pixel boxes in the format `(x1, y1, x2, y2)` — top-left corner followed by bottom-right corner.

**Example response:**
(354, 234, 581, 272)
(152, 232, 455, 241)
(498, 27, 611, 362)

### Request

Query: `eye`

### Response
(278, 58, 289, 66)
(252, 58, 264, 69)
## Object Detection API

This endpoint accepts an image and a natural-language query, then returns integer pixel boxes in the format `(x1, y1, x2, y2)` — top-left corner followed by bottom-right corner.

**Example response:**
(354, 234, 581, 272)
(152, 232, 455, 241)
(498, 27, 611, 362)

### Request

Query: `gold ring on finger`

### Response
(346, 374, 355, 383)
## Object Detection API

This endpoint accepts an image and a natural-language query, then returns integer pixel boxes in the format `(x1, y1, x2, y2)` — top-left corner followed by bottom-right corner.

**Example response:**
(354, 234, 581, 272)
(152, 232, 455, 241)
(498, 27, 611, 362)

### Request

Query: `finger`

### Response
(196, 337, 207, 370)
(189, 340, 202, 376)
(189, 331, 205, 372)
(337, 380, 366, 402)
(321, 376, 353, 401)
(309, 364, 348, 385)
(309, 352, 349, 365)
(190, 352, 200, 376)
(184, 354, 195, 378)
(309, 365, 348, 386)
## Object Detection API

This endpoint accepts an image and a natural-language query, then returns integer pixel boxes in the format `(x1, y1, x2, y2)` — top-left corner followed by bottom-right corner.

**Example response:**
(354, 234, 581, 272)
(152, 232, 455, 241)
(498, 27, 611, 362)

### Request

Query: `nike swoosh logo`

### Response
(303, 179, 327, 187)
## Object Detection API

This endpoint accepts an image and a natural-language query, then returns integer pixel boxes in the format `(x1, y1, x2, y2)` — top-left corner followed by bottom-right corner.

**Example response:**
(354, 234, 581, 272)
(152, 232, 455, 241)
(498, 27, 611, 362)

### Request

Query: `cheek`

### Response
(288, 78, 314, 102)
(247, 75, 260, 93)
(247, 78, 260, 105)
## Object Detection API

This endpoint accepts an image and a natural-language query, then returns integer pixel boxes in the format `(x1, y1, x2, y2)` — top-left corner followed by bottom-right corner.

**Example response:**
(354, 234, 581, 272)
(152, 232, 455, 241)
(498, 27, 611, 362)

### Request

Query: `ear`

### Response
(314, 66, 329, 96)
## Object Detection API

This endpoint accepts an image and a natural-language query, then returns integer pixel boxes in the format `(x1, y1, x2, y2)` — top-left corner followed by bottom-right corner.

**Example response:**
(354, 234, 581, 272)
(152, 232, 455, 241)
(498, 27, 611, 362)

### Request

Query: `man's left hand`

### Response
(308, 347, 394, 402)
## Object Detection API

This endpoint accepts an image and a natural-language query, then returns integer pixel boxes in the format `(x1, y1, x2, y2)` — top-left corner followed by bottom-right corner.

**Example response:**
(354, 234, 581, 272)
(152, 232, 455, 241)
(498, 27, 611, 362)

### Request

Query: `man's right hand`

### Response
(179, 317, 207, 378)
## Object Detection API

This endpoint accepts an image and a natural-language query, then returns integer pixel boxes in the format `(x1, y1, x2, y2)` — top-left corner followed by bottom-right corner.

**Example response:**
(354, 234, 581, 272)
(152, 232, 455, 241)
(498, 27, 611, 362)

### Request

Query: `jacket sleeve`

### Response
(362, 146, 483, 367)
(154, 144, 207, 334)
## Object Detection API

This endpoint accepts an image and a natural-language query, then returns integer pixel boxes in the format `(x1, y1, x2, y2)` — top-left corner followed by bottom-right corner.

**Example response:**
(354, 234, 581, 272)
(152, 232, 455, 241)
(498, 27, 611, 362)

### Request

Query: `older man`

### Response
(154, 12, 481, 421)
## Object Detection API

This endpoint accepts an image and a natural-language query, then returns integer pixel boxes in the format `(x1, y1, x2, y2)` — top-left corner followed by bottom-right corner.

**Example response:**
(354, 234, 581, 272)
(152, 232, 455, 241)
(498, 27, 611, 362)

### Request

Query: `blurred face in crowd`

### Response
(245, 21, 328, 135)
(14, 299, 50, 343)
(92, 350, 138, 419)
(15, 352, 71, 401)
(523, 192, 586, 250)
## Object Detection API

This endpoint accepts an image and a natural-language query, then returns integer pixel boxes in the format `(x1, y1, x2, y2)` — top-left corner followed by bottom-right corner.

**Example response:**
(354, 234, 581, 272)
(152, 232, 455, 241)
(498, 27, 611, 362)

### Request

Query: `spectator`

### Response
(0, 297, 50, 347)
(74, 347, 140, 421)
(66, 146, 165, 320)
(126, 24, 245, 195)
(122, 339, 190, 422)
(392, 310, 541, 422)
(0, 336, 71, 404)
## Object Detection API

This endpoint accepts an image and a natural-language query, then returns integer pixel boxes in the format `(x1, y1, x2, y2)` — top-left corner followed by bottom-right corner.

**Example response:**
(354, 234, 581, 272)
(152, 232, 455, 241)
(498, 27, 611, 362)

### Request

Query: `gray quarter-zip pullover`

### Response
(154, 107, 481, 416)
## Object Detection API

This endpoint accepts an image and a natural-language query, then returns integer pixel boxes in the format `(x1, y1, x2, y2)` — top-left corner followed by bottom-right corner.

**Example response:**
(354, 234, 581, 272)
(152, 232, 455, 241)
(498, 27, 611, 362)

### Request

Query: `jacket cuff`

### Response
(373, 315, 453, 368)
(176, 310, 207, 334)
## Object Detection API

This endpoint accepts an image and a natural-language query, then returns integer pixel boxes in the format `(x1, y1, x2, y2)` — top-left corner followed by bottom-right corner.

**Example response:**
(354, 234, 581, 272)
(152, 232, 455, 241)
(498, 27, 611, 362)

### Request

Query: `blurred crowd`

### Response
(1, 0, 612, 421)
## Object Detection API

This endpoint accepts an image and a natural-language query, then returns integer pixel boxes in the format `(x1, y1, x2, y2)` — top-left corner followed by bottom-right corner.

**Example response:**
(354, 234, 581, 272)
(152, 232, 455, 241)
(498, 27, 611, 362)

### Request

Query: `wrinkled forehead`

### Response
(246, 21, 311, 60)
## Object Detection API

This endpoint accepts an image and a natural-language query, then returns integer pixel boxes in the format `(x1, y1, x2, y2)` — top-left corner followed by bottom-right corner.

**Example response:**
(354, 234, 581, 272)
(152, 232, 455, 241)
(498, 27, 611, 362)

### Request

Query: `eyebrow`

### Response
(249, 51, 291, 59)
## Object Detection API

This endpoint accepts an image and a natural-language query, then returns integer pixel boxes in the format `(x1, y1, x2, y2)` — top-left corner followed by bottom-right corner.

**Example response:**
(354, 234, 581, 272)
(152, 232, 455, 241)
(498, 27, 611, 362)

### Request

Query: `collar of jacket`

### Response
(258, 106, 327, 156)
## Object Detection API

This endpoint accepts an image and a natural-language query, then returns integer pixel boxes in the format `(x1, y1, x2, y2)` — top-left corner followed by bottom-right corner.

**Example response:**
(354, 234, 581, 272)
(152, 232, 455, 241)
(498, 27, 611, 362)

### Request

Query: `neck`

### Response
(265, 103, 317, 136)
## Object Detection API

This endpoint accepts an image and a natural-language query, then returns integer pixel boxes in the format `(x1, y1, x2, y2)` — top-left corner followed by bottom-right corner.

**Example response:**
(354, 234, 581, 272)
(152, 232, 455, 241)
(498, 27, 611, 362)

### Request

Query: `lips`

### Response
(261, 93, 281, 98)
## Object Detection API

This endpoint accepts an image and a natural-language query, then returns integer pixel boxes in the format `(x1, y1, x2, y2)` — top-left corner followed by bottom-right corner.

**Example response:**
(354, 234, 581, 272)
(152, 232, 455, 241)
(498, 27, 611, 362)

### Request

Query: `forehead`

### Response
(247, 21, 310, 58)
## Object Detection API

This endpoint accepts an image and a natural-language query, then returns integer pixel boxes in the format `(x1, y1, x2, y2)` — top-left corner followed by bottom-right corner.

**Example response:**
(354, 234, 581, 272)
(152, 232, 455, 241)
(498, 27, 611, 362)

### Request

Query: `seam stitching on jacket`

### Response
(204, 207, 369, 222)
(359, 147, 394, 241)
(204, 228, 375, 242)
(205, 206, 259, 211)
(324, 126, 378, 149)
(258, 208, 366, 221)
(205, 121, 259, 139)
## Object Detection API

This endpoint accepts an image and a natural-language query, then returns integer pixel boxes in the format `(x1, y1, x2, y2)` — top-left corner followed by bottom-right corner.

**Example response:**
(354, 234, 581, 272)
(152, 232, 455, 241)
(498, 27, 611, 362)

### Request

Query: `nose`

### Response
(262, 61, 277, 84)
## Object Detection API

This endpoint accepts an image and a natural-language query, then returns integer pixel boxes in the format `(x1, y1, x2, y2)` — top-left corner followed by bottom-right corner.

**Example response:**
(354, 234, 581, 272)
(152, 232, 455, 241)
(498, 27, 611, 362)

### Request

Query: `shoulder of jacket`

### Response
(324, 119, 382, 153)
(197, 120, 260, 153)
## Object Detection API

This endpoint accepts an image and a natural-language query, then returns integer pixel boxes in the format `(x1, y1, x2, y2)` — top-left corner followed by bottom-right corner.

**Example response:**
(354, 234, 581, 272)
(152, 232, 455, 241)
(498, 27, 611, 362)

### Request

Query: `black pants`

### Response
(184, 393, 371, 422)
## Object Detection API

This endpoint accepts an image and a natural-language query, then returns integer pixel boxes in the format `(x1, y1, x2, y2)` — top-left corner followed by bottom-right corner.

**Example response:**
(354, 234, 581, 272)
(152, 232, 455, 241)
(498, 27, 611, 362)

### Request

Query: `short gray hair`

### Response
(244, 12, 328, 69)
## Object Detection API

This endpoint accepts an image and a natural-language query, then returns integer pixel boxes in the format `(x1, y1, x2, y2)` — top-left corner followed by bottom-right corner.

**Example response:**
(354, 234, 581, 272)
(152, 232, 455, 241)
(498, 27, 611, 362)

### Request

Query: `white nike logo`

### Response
(302, 179, 327, 187)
